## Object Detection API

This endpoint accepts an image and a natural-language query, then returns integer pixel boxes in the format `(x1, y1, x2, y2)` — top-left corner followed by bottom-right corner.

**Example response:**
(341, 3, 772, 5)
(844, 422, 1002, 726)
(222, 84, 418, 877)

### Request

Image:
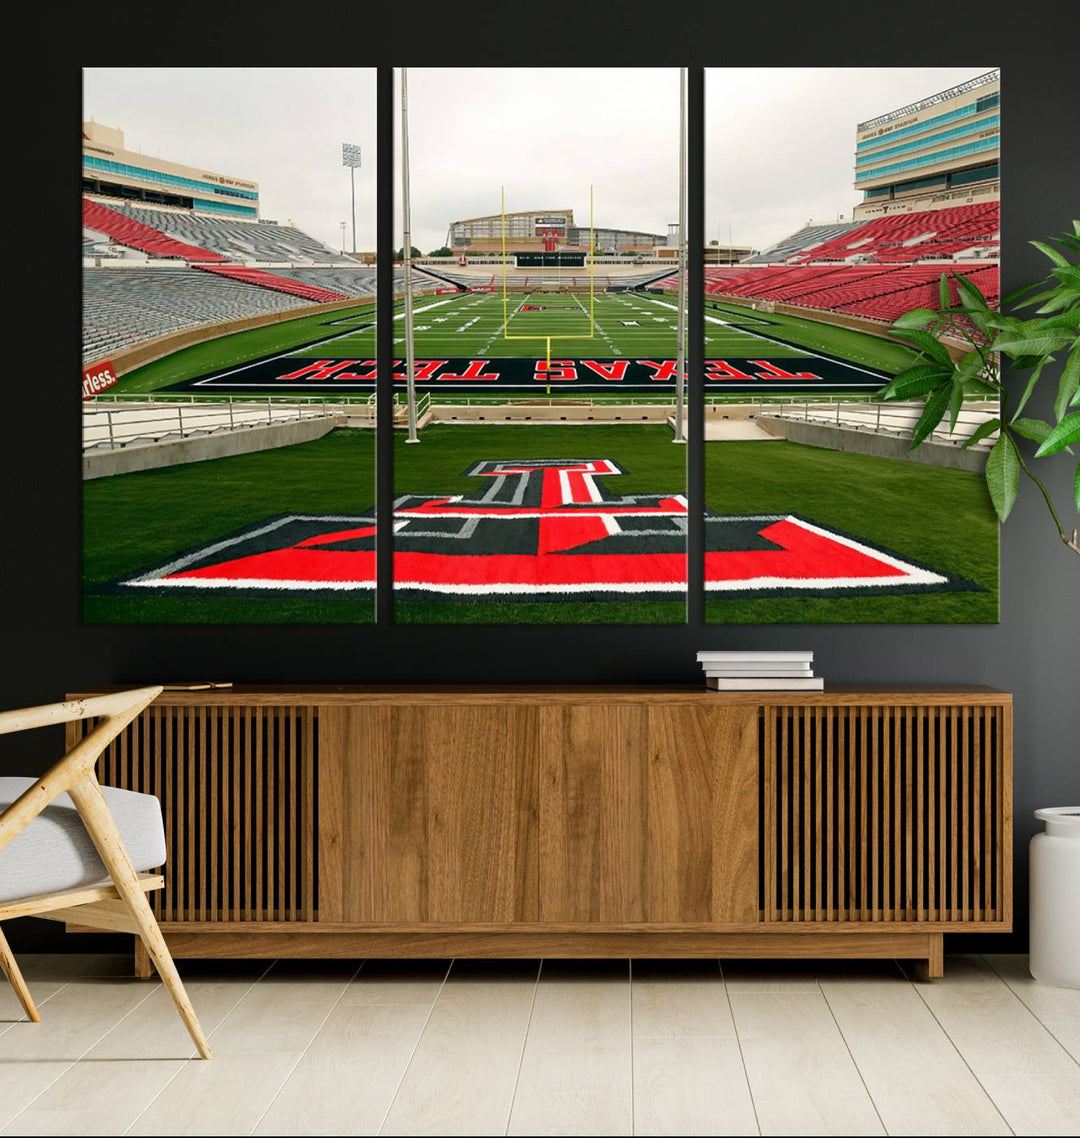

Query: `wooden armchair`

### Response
(0, 687, 211, 1059)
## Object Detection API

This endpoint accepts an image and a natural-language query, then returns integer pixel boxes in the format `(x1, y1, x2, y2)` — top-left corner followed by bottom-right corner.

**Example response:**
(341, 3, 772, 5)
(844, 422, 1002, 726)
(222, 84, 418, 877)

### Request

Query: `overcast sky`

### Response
(83, 68, 377, 252)
(83, 67, 995, 257)
(707, 67, 996, 251)
(397, 68, 680, 251)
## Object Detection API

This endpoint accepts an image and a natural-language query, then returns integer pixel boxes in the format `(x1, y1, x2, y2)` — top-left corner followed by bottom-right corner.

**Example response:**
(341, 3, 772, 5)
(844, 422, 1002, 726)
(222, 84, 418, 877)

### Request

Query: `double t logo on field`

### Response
(120, 459, 972, 601)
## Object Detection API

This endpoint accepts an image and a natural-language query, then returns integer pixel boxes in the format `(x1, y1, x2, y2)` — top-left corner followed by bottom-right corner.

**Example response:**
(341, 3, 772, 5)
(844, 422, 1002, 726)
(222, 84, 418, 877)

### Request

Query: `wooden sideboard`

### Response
(66, 686, 1012, 977)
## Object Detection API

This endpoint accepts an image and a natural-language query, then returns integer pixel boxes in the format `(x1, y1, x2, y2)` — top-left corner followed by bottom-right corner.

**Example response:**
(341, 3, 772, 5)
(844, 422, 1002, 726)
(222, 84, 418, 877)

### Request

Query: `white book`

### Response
(697, 650, 814, 663)
(706, 677, 824, 691)
(702, 661, 812, 673)
(705, 664, 814, 673)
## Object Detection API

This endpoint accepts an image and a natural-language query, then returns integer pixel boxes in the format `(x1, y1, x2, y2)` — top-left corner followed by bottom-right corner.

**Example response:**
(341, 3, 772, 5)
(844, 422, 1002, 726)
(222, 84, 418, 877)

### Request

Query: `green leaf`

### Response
(1056, 344, 1080, 422)
(1034, 412, 1080, 457)
(994, 328, 1074, 357)
(985, 433, 1021, 523)
(1010, 417, 1052, 444)
(962, 418, 1001, 449)
(891, 307, 938, 329)
(878, 364, 953, 401)
(1031, 240, 1070, 268)
(1012, 358, 1047, 420)
(1075, 458, 1080, 514)
(1036, 295, 1078, 315)
(1052, 265, 1080, 288)
(963, 376, 1001, 396)
(955, 349, 987, 379)
(948, 380, 965, 433)
(909, 383, 952, 449)
(953, 275, 991, 334)
(887, 328, 953, 367)
(1005, 280, 1050, 307)
(939, 272, 951, 311)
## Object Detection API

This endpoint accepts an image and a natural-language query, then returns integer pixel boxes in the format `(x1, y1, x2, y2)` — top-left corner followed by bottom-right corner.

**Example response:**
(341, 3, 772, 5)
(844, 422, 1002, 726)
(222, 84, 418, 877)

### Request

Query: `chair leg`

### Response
(0, 924, 40, 1023)
(69, 777, 213, 1059)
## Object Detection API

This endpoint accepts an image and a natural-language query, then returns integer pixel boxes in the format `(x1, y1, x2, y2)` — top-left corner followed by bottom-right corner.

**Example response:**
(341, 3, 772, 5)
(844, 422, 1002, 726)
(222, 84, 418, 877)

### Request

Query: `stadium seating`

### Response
(83, 199, 228, 262)
(701, 262, 1000, 325)
(786, 203, 999, 265)
(194, 264, 348, 304)
(82, 268, 311, 362)
(101, 202, 346, 264)
(743, 222, 859, 264)
(272, 267, 378, 297)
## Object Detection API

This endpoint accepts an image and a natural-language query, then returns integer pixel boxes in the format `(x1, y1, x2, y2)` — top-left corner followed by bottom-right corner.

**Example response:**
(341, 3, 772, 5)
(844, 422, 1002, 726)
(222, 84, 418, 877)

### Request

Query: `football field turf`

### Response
(135, 290, 914, 397)
(83, 423, 995, 625)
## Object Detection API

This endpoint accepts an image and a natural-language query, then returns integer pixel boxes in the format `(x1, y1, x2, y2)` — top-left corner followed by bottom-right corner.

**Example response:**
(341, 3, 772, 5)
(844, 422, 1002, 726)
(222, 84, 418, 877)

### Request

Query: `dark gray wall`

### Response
(4, 23, 1078, 953)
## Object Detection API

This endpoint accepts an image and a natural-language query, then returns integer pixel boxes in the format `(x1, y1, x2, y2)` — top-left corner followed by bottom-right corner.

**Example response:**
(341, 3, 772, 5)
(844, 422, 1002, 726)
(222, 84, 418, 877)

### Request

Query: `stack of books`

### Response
(696, 650, 823, 691)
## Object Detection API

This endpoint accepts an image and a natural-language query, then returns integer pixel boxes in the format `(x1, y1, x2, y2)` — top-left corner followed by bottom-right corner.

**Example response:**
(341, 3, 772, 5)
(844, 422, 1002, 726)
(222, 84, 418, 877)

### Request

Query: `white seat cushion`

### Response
(0, 777, 166, 904)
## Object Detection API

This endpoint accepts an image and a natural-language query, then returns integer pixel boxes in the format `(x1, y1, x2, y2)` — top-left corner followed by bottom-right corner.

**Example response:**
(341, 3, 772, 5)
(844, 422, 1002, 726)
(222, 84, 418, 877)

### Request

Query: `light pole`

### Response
(674, 66, 687, 445)
(342, 143, 362, 258)
(401, 68, 419, 443)
(339, 221, 346, 255)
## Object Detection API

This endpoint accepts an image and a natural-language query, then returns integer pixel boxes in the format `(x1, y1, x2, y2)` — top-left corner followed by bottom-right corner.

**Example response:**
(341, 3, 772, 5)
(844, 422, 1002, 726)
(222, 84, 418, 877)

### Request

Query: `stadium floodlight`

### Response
(673, 66, 687, 445)
(400, 71, 419, 443)
(342, 142, 362, 258)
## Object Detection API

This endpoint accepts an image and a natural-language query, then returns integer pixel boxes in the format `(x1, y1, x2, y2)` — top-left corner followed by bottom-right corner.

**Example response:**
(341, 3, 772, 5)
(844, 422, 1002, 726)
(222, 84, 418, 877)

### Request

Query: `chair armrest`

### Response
(0, 687, 162, 853)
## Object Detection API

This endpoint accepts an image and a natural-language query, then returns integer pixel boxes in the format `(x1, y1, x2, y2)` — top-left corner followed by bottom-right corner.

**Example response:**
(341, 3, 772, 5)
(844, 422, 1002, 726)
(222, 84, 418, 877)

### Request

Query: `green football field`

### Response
(87, 288, 993, 626)
(83, 422, 996, 625)
(110, 290, 919, 399)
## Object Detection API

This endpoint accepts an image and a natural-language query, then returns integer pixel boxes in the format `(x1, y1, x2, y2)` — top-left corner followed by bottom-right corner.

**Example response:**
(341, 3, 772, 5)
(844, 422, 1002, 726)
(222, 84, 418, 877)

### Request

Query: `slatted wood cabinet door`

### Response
(762, 702, 1011, 926)
(72, 702, 318, 924)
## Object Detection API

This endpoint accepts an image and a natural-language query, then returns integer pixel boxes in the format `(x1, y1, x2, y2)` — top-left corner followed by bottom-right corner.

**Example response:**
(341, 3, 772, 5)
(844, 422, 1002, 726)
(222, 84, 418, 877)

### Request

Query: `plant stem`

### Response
(1010, 435, 1080, 556)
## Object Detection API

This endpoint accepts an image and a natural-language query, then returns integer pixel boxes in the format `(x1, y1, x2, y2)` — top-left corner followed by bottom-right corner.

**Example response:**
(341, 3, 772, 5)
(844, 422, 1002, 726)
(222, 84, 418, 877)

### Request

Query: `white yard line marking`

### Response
(190, 298, 457, 388)
(643, 295, 888, 379)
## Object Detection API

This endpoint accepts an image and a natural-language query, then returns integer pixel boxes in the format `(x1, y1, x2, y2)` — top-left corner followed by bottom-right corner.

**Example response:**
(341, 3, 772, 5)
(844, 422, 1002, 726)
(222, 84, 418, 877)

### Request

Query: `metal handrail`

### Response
(82, 399, 340, 452)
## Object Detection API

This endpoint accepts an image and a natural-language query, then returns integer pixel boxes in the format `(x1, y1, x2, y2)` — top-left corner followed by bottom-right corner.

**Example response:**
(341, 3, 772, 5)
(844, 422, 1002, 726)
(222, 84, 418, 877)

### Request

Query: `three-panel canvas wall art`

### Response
(82, 66, 1001, 625)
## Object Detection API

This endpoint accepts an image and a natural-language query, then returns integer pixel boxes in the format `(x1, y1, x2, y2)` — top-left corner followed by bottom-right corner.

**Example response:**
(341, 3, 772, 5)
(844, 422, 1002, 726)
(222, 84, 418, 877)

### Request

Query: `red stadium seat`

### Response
(195, 264, 348, 304)
(83, 199, 228, 262)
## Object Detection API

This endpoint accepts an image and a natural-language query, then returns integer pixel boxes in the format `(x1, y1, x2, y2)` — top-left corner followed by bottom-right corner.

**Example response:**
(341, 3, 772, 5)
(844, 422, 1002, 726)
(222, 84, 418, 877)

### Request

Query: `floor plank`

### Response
(975, 1073, 1080, 1137)
(126, 1050, 302, 1136)
(633, 1036, 758, 1136)
(0, 978, 159, 1129)
(905, 955, 1076, 1077)
(507, 960, 633, 1137)
(0, 1059, 185, 1137)
(207, 959, 357, 1053)
(820, 970, 1010, 1135)
(906, 955, 1079, 1135)
(382, 959, 540, 1136)
(631, 959, 735, 1038)
(720, 961, 821, 993)
(984, 954, 1080, 1063)
(85, 962, 267, 1060)
(339, 959, 452, 1007)
(729, 990, 884, 1136)
(253, 1005, 432, 1137)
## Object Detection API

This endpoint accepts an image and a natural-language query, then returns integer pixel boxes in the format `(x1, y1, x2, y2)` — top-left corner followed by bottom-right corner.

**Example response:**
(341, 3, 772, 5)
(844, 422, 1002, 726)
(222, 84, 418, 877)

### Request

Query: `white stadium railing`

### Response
(758, 399, 999, 449)
(83, 399, 349, 452)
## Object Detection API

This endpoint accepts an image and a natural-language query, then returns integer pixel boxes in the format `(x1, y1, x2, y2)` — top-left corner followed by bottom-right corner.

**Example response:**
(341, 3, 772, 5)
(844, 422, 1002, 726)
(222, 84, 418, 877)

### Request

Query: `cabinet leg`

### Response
(927, 933, 944, 979)
(134, 937, 151, 979)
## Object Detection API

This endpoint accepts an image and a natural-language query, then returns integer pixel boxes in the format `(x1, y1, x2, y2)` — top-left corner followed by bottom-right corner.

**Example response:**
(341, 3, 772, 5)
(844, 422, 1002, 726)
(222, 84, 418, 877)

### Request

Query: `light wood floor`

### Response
(1, 953, 1077, 1136)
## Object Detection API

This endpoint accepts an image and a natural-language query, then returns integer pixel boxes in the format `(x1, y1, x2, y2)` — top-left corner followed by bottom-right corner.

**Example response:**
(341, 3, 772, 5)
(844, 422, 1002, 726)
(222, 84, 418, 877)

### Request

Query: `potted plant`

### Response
(876, 221, 1079, 555)
(879, 225, 1079, 987)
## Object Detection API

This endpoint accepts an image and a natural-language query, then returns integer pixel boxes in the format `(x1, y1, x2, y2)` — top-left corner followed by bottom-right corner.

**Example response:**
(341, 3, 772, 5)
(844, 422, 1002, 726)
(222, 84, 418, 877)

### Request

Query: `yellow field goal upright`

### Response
(500, 185, 597, 368)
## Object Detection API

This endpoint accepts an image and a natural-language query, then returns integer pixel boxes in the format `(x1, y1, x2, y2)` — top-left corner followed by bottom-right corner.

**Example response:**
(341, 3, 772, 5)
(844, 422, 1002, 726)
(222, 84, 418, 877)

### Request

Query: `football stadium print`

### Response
(82, 66, 999, 625)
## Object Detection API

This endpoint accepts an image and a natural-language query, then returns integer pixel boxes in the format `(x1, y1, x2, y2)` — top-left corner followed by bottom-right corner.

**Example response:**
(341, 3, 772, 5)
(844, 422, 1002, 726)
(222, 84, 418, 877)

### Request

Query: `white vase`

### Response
(1029, 807, 1080, 989)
